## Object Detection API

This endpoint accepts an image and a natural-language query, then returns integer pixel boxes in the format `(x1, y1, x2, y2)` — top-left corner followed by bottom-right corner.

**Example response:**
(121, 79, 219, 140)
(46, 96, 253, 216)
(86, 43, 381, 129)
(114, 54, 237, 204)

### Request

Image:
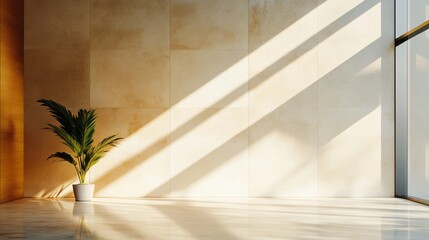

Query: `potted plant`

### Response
(38, 99, 121, 201)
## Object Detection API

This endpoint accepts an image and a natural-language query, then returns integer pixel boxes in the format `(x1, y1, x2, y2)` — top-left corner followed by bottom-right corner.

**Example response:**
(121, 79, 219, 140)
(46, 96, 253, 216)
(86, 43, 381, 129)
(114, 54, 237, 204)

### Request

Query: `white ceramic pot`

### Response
(73, 184, 95, 202)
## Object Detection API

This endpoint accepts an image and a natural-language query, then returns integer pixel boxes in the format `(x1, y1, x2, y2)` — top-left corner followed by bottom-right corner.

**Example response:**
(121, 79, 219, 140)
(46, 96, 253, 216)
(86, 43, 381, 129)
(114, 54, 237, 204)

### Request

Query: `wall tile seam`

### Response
(247, 0, 250, 198)
(169, 107, 249, 110)
(23, 47, 90, 51)
(316, 0, 320, 197)
(87, 107, 171, 110)
(89, 49, 169, 53)
(170, 48, 249, 51)
(168, 0, 172, 197)
(169, 49, 248, 52)
(317, 107, 386, 110)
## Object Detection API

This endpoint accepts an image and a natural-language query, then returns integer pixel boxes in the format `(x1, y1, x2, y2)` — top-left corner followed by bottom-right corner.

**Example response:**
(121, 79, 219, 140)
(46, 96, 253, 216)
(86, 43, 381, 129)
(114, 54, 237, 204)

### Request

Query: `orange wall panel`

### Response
(0, 0, 24, 203)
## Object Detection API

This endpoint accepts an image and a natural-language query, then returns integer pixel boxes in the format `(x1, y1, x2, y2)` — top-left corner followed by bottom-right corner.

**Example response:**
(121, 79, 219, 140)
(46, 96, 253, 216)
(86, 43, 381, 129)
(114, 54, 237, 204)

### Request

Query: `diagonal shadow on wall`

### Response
(91, 0, 387, 196)
(170, 0, 326, 107)
(146, 38, 387, 196)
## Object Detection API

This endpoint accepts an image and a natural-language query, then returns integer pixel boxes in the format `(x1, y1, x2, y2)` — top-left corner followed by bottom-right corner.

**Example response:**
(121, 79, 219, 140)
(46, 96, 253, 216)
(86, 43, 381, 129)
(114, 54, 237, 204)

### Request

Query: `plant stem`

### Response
(74, 157, 86, 184)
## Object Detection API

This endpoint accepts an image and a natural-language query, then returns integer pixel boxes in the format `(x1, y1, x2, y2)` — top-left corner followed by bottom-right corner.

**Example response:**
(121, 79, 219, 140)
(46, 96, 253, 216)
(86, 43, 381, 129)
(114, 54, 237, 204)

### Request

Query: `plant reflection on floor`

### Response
(73, 202, 97, 240)
(76, 217, 94, 240)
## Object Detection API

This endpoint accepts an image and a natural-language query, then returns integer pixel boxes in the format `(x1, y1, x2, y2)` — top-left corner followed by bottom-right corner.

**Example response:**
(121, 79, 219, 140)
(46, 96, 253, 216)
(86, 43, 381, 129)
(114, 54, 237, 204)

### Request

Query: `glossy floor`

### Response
(0, 198, 428, 239)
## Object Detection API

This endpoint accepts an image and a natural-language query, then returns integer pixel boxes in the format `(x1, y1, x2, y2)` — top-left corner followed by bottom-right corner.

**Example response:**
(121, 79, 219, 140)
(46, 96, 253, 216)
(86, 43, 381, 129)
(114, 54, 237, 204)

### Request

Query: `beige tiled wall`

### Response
(24, 0, 394, 198)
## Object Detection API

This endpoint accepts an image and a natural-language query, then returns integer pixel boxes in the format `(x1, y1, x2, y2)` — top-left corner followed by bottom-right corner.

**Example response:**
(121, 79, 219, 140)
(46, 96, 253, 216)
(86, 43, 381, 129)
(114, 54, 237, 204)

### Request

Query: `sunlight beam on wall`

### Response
(319, 106, 382, 197)
(50, 0, 390, 198)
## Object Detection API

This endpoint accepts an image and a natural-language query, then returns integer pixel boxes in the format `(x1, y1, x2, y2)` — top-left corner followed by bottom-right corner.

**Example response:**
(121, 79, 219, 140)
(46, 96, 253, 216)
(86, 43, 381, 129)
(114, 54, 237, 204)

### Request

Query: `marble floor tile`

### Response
(1, 198, 428, 239)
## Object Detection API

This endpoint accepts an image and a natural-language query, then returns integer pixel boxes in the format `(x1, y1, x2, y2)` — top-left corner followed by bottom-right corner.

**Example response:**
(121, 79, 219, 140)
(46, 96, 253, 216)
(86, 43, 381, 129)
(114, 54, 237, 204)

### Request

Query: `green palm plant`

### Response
(38, 99, 122, 184)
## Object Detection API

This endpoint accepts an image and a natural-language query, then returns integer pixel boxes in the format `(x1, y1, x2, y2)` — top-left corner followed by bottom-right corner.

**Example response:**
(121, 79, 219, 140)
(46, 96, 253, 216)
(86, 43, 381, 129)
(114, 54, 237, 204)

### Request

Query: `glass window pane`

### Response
(396, 0, 408, 37)
(409, 0, 429, 31)
(408, 30, 429, 201)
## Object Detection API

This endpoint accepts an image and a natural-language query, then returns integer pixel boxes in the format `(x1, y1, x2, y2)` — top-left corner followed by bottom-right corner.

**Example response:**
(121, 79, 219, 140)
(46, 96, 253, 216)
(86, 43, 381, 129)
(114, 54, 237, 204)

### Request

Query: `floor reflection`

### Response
(73, 202, 96, 240)
(0, 198, 429, 239)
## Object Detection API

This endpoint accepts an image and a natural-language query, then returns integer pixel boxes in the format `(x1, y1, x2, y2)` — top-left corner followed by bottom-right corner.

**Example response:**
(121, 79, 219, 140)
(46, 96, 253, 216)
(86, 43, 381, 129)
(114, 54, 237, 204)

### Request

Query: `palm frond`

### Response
(46, 124, 82, 154)
(74, 109, 96, 154)
(39, 99, 122, 184)
(38, 99, 75, 134)
(47, 152, 76, 166)
(83, 135, 122, 172)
